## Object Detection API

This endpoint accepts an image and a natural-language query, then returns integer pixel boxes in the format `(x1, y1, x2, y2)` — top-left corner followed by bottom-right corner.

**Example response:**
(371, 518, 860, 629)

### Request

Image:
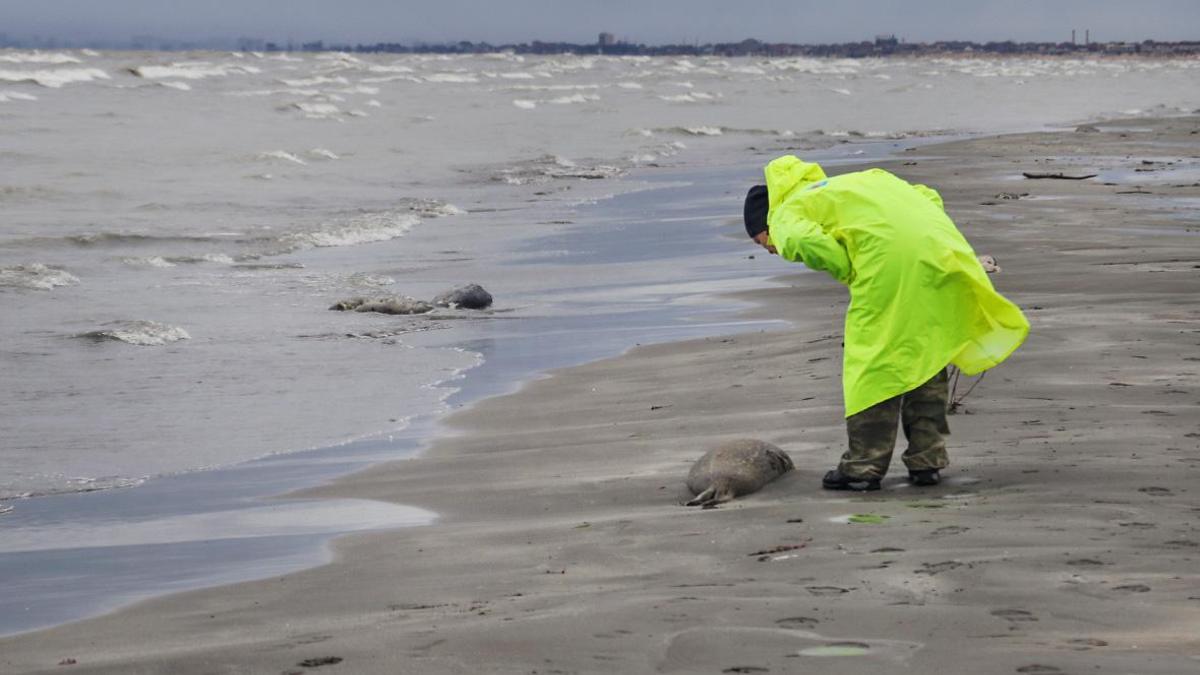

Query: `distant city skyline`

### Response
(2, 0, 1198, 48)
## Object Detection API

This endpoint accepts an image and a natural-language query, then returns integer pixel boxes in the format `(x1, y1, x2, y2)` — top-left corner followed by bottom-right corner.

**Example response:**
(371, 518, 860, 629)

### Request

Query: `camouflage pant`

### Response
(838, 368, 950, 480)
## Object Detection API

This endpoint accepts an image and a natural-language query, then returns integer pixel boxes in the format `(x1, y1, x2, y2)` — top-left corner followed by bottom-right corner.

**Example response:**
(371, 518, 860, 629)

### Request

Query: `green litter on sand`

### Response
(847, 513, 890, 525)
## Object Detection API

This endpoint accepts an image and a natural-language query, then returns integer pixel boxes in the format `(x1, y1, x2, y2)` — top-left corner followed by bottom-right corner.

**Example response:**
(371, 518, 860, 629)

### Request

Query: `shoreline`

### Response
(4, 117, 1200, 673)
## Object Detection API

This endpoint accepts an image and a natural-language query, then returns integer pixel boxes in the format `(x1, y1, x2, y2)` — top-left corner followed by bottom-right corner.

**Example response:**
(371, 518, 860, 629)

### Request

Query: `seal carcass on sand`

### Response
(685, 439, 794, 507)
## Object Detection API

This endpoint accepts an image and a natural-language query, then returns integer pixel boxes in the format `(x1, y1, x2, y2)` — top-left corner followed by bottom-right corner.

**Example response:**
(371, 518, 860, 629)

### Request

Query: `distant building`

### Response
(598, 32, 616, 47)
(875, 34, 899, 47)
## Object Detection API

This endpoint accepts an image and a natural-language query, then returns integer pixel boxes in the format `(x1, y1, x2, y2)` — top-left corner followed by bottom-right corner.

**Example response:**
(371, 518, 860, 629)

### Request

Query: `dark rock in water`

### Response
(1075, 124, 1101, 133)
(433, 283, 493, 310)
(330, 296, 433, 315)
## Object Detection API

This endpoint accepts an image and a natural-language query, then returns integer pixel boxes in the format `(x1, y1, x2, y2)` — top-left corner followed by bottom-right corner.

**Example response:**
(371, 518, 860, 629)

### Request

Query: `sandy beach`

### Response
(4, 117, 1200, 674)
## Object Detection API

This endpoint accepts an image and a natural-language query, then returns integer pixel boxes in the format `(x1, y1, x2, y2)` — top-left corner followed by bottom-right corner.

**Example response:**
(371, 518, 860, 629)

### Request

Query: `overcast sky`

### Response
(4, 0, 1199, 45)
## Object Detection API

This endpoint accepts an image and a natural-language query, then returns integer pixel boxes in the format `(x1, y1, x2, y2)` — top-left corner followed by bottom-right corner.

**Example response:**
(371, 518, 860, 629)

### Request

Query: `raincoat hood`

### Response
(764, 155, 827, 216)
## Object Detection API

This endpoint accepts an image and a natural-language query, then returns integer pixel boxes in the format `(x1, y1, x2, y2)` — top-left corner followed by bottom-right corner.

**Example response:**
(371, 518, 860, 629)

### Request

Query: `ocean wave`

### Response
(256, 150, 308, 165)
(366, 64, 416, 74)
(283, 101, 343, 118)
(279, 75, 349, 87)
(0, 263, 80, 290)
(423, 73, 480, 84)
(505, 83, 602, 91)
(493, 154, 625, 185)
(360, 74, 423, 84)
(547, 93, 599, 104)
(0, 51, 82, 65)
(119, 256, 176, 268)
(125, 253, 235, 266)
(0, 67, 109, 88)
(129, 62, 260, 80)
(281, 211, 421, 251)
(308, 148, 340, 160)
(661, 125, 723, 136)
(657, 91, 722, 103)
(78, 320, 190, 346)
(0, 90, 39, 102)
(397, 197, 465, 218)
(53, 232, 235, 248)
(0, 184, 61, 201)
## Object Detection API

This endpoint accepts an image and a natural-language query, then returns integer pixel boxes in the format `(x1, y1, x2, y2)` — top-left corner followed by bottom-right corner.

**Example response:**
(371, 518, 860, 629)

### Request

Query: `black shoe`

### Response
(908, 469, 941, 487)
(822, 469, 881, 492)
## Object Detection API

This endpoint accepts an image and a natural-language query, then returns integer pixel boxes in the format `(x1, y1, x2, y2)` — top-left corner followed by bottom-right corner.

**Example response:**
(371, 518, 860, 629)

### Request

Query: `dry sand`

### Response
(4, 118, 1200, 674)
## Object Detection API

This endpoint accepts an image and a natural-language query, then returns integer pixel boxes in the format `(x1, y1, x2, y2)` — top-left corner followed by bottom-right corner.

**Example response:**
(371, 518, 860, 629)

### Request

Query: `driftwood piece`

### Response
(1022, 171, 1097, 180)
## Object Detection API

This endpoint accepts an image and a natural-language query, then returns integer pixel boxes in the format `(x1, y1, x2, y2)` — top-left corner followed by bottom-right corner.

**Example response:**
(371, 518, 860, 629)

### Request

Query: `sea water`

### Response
(3, 49, 1198, 500)
(1, 49, 1198, 633)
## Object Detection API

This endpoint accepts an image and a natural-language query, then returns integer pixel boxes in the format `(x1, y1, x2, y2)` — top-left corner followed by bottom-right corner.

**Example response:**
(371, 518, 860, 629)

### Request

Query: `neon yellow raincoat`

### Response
(764, 155, 1029, 417)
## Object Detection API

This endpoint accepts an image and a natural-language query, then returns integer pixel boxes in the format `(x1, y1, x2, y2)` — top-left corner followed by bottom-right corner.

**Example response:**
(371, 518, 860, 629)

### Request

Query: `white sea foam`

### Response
(283, 211, 421, 250)
(423, 73, 480, 84)
(513, 99, 537, 109)
(506, 84, 602, 91)
(79, 320, 190, 346)
(616, 81, 644, 89)
(400, 198, 465, 218)
(0, 68, 110, 88)
(308, 148, 340, 160)
(316, 52, 363, 65)
(256, 150, 308, 165)
(287, 101, 342, 117)
(130, 62, 258, 80)
(158, 81, 191, 91)
(494, 154, 625, 184)
(547, 93, 599, 104)
(0, 264, 80, 290)
(120, 256, 176, 268)
(166, 253, 236, 265)
(280, 75, 349, 87)
(366, 64, 415, 74)
(0, 90, 38, 102)
(681, 126, 723, 136)
(360, 74, 424, 84)
(337, 85, 380, 95)
(0, 51, 82, 64)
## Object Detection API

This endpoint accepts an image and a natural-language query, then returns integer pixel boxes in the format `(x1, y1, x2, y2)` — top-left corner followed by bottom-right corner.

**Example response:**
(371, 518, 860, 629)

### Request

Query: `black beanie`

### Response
(743, 184, 768, 238)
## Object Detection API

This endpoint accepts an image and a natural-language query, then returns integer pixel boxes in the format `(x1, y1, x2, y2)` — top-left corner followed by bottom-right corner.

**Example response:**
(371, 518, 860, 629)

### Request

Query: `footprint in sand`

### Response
(915, 561, 964, 576)
(991, 609, 1038, 623)
(1066, 637, 1109, 649)
(775, 616, 820, 628)
(297, 656, 343, 668)
(805, 586, 852, 596)
(1138, 486, 1172, 495)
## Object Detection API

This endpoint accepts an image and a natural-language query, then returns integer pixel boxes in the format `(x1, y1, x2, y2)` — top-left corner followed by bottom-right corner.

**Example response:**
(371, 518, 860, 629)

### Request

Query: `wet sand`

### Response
(4, 118, 1200, 673)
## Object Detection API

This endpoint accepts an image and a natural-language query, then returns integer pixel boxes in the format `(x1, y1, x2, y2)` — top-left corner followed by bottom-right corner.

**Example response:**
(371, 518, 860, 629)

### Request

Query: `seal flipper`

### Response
(686, 480, 736, 508)
(685, 486, 716, 507)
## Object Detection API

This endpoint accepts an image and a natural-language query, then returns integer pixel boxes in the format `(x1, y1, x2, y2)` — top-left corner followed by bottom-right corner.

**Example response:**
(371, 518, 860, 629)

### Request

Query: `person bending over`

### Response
(744, 155, 1029, 491)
